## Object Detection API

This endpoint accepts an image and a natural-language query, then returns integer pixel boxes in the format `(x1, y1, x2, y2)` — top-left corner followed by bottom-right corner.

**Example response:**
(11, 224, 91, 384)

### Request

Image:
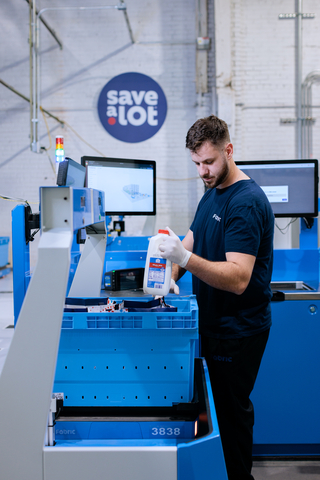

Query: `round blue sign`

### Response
(97, 72, 167, 143)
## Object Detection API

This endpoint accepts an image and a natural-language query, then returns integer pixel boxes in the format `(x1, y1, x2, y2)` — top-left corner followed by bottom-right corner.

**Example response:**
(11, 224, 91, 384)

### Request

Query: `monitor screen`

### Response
(81, 156, 156, 216)
(236, 160, 319, 217)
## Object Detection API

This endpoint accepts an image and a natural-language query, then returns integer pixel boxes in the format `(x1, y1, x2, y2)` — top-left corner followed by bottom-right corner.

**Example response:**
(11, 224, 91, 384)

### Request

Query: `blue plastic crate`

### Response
(0, 237, 9, 268)
(54, 296, 198, 407)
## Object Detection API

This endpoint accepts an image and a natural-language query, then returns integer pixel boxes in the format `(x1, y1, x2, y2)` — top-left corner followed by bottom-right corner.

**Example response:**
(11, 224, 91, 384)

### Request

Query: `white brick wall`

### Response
(0, 0, 203, 265)
(215, 0, 320, 247)
(2, 0, 320, 262)
(214, 0, 320, 161)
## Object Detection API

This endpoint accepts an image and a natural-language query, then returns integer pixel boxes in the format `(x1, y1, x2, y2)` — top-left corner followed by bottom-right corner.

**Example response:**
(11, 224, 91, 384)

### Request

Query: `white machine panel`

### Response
(43, 447, 177, 480)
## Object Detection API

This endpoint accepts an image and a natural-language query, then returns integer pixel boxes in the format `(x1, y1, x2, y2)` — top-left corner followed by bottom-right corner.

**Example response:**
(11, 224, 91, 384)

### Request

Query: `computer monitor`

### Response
(81, 156, 156, 216)
(56, 157, 86, 188)
(236, 159, 319, 218)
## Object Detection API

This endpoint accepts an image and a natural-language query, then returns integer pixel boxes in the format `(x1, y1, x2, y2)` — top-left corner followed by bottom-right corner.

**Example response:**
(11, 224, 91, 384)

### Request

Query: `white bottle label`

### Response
(147, 257, 167, 289)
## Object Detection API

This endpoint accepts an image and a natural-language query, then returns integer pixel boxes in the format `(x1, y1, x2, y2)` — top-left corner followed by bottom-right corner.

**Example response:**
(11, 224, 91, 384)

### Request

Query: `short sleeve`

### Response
(224, 205, 263, 257)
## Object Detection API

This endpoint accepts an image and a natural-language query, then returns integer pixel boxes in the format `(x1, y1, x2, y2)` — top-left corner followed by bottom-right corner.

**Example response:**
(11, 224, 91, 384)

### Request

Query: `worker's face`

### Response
(190, 141, 233, 189)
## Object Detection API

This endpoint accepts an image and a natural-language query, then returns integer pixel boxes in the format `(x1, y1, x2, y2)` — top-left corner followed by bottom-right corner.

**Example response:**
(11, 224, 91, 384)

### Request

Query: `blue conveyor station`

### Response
(0, 186, 228, 480)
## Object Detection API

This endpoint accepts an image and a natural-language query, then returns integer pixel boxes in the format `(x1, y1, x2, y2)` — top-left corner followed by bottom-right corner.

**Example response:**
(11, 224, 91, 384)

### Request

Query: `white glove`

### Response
(170, 278, 180, 295)
(159, 226, 192, 268)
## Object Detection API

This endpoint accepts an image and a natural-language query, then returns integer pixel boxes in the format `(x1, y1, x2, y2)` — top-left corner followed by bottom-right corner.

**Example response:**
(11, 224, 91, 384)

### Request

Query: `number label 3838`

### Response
(151, 427, 182, 437)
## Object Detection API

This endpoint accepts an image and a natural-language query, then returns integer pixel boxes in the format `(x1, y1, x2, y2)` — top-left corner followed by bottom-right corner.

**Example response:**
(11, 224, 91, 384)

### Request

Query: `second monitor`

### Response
(236, 159, 318, 218)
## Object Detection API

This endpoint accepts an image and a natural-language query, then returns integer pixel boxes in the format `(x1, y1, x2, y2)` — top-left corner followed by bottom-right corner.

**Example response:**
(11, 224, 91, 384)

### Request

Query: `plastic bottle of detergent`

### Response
(143, 229, 172, 296)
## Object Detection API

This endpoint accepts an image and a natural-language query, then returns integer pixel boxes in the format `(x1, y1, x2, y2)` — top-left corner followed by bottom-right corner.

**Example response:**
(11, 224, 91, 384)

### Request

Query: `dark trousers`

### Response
(201, 329, 270, 480)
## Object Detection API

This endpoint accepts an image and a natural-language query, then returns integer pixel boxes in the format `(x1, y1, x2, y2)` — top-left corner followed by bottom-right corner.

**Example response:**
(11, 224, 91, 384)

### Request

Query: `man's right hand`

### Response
(170, 278, 180, 295)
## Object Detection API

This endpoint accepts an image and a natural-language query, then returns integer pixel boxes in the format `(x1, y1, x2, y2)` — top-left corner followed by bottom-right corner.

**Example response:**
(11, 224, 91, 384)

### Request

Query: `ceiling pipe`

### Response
(302, 70, 320, 158)
(25, 0, 63, 49)
(30, 2, 133, 153)
(296, 0, 303, 159)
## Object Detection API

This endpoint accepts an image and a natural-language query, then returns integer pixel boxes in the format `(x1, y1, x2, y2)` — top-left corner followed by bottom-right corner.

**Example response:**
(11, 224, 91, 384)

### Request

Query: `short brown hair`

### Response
(186, 115, 230, 153)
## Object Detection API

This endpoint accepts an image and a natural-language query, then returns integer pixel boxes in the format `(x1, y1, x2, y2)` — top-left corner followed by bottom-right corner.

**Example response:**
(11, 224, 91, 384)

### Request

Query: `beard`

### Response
(201, 155, 230, 189)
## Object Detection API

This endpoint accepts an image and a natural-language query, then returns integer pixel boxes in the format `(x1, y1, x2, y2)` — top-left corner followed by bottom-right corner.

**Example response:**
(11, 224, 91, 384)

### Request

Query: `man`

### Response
(159, 115, 274, 480)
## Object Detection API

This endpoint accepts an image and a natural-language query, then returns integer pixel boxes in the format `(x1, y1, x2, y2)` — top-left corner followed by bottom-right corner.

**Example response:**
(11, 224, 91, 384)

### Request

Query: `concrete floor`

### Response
(1, 270, 319, 479)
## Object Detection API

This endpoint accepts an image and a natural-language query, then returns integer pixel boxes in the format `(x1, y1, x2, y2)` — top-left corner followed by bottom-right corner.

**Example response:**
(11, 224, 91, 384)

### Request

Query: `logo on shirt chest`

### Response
(212, 213, 221, 222)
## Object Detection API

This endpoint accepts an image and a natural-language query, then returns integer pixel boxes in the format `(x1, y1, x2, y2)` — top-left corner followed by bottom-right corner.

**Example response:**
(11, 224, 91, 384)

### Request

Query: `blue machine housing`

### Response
(10, 195, 320, 465)
(53, 358, 228, 480)
(10, 193, 228, 480)
(252, 218, 320, 457)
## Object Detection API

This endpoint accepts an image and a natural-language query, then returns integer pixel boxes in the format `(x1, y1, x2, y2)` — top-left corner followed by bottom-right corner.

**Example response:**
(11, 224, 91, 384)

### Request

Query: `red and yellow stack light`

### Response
(55, 135, 65, 164)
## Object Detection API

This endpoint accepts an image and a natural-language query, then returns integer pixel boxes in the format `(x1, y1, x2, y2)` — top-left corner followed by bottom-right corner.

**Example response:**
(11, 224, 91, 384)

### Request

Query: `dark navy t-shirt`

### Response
(190, 179, 274, 339)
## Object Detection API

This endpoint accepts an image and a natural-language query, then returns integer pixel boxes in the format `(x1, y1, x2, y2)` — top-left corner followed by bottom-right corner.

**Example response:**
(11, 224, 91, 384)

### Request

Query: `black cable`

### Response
(275, 218, 298, 234)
